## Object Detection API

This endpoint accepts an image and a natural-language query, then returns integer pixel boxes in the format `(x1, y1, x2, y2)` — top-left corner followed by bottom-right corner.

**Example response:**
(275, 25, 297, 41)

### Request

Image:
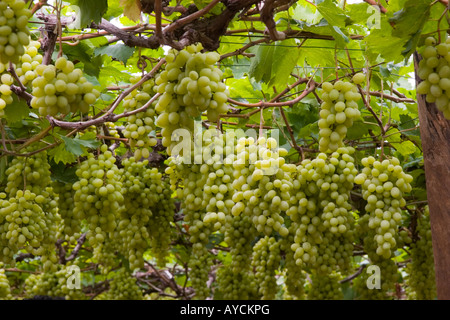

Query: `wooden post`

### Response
(414, 52, 450, 300)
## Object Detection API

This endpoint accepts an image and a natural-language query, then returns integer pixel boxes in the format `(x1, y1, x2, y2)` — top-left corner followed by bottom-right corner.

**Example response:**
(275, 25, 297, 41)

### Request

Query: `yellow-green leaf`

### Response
(120, 0, 141, 22)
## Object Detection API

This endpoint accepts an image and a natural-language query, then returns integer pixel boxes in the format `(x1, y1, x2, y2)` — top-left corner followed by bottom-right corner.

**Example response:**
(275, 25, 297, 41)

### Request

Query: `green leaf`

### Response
(248, 44, 274, 83)
(279, 17, 331, 36)
(365, 17, 406, 63)
(120, 0, 141, 22)
(0, 156, 6, 183)
(48, 143, 77, 164)
(403, 156, 423, 169)
(62, 42, 102, 77)
(68, 0, 108, 28)
(316, 0, 351, 47)
(269, 40, 301, 89)
(389, 0, 433, 39)
(226, 77, 264, 102)
(58, 132, 100, 157)
(392, 140, 417, 156)
(298, 39, 335, 69)
(222, 57, 250, 79)
(193, 0, 225, 15)
(94, 44, 135, 65)
(249, 40, 301, 88)
(346, 120, 369, 140)
(398, 114, 420, 136)
(330, 25, 349, 47)
(410, 187, 427, 201)
(316, 0, 351, 27)
(366, 0, 433, 61)
(286, 103, 318, 138)
(346, 3, 373, 24)
(50, 161, 78, 183)
(104, 0, 123, 20)
(4, 94, 29, 123)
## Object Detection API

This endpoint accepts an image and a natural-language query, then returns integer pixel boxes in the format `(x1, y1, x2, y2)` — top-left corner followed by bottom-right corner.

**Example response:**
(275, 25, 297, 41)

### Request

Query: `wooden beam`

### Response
(414, 52, 450, 300)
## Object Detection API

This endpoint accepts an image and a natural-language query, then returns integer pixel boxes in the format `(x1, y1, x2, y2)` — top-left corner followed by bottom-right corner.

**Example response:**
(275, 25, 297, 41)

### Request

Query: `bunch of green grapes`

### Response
(114, 157, 174, 270)
(5, 145, 52, 197)
(406, 206, 436, 300)
(0, 190, 58, 270)
(0, 0, 31, 64)
(115, 157, 154, 270)
(166, 158, 212, 298)
(288, 147, 357, 274)
(99, 268, 143, 300)
(307, 272, 343, 300)
(0, 266, 12, 300)
(215, 213, 258, 300)
(0, 72, 12, 116)
(198, 129, 237, 234)
(354, 156, 413, 259)
(166, 130, 238, 298)
(145, 178, 174, 267)
(154, 43, 228, 155)
(353, 213, 399, 300)
(417, 36, 450, 118)
(53, 181, 79, 243)
(231, 136, 292, 237)
(0, 40, 42, 117)
(215, 265, 258, 300)
(72, 144, 123, 270)
(30, 56, 101, 116)
(104, 122, 120, 139)
(122, 77, 158, 159)
(251, 236, 281, 300)
(2, 145, 60, 271)
(318, 79, 361, 153)
(223, 213, 257, 274)
(13, 40, 43, 86)
(281, 225, 305, 300)
(24, 265, 87, 300)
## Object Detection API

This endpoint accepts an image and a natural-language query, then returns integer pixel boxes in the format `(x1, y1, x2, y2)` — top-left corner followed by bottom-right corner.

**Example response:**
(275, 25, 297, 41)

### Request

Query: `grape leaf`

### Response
(365, 16, 406, 63)
(389, 0, 433, 39)
(50, 160, 78, 183)
(68, 0, 108, 28)
(62, 42, 102, 77)
(226, 78, 263, 102)
(398, 114, 420, 136)
(58, 133, 100, 156)
(4, 94, 29, 124)
(0, 157, 6, 183)
(95, 44, 135, 65)
(316, 0, 351, 27)
(249, 40, 301, 88)
(248, 44, 274, 83)
(120, 0, 141, 22)
(390, 139, 417, 156)
(269, 40, 301, 89)
(193, 0, 225, 15)
(48, 143, 77, 164)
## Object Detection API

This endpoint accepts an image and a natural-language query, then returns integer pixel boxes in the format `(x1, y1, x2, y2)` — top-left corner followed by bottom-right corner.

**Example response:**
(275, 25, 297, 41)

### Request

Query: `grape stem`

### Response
(155, 0, 163, 40)
(162, 0, 221, 35)
(279, 106, 305, 161)
(31, 0, 48, 15)
(339, 264, 366, 283)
